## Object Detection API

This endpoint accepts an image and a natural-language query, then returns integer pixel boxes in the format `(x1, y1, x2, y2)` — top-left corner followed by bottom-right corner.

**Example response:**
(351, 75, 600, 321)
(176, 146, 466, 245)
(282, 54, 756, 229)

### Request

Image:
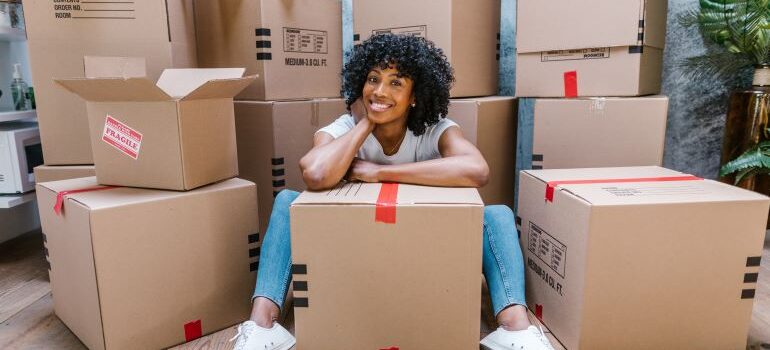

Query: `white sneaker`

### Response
(229, 320, 296, 350)
(480, 325, 555, 350)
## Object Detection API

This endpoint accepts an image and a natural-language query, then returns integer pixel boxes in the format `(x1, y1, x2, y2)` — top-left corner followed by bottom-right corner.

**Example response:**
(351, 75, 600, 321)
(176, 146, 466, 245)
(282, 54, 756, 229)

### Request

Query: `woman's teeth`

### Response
(370, 102, 391, 112)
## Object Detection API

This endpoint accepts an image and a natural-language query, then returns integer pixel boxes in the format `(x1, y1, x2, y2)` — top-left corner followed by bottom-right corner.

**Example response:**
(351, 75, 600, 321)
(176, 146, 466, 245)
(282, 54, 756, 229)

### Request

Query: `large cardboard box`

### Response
(194, 0, 342, 101)
(24, 0, 198, 165)
(517, 166, 769, 349)
(514, 96, 668, 207)
(515, 0, 667, 97)
(36, 177, 259, 350)
(449, 96, 516, 208)
(34, 165, 95, 183)
(55, 69, 255, 191)
(354, 0, 500, 98)
(235, 99, 347, 234)
(291, 182, 483, 349)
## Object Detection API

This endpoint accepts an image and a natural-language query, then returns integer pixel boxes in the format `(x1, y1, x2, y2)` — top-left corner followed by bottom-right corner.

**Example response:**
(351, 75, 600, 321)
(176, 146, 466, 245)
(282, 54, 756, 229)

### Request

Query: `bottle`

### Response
(10, 63, 28, 111)
(26, 87, 35, 110)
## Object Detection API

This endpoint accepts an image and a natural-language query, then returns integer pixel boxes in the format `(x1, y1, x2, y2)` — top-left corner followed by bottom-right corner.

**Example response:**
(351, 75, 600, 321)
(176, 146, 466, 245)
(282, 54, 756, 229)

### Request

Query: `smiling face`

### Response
(362, 65, 415, 125)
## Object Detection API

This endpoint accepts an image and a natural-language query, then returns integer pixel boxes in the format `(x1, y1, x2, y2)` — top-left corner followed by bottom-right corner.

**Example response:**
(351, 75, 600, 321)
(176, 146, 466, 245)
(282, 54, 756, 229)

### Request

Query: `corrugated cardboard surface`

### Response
(36, 177, 258, 350)
(34, 165, 96, 183)
(24, 0, 198, 165)
(194, 0, 342, 100)
(234, 99, 347, 234)
(448, 96, 516, 208)
(517, 166, 769, 349)
(291, 183, 483, 349)
(354, 0, 500, 97)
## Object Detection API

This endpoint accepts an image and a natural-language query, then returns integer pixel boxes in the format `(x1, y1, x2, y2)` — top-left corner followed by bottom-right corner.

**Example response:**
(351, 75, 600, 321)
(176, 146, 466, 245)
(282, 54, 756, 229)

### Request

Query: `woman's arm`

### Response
(299, 116, 374, 190)
(347, 126, 490, 187)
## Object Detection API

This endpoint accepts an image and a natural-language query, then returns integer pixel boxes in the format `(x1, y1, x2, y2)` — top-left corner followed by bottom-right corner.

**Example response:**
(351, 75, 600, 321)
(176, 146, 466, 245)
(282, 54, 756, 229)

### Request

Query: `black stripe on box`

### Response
(273, 191, 281, 198)
(744, 273, 759, 283)
(639, 20, 644, 28)
(496, 54, 500, 61)
(532, 165, 543, 170)
(248, 233, 260, 244)
(742, 289, 756, 299)
(747, 256, 762, 267)
(638, 33, 644, 41)
(272, 158, 285, 166)
(256, 40, 272, 48)
(249, 247, 260, 258)
(294, 297, 309, 307)
(628, 46, 643, 54)
(250, 261, 259, 271)
(532, 154, 544, 162)
(496, 32, 500, 40)
(353, 33, 360, 41)
(293, 281, 308, 291)
(257, 52, 272, 60)
(272, 168, 285, 177)
(255, 28, 271, 36)
(496, 43, 500, 50)
(273, 179, 286, 187)
(292, 264, 307, 275)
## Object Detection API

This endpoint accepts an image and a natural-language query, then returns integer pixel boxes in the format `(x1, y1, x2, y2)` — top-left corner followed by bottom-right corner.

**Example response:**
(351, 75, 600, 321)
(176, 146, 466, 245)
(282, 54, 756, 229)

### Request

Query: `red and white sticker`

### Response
(102, 115, 142, 159)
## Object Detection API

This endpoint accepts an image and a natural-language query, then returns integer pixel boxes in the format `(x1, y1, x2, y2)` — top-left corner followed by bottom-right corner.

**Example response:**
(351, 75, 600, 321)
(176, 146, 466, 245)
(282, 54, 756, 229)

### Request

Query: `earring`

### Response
(411, 102, 416, 107)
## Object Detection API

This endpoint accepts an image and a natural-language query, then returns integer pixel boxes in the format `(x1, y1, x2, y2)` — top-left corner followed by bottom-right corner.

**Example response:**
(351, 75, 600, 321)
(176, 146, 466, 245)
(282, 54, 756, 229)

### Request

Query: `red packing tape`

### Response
(54, 186, 117, 215)
(535, 304, 543, 321)
(545, 175, 703, 202)
(375, 183, 398, 224)
(563, 71, 578, 97)
(184, 320, 202, 342)
(380, 347, 399, 350)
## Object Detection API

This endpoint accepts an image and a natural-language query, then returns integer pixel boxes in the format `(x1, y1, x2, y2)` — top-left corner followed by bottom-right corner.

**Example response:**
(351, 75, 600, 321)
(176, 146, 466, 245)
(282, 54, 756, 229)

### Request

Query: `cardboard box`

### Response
(234, 98, 347, 234)
(514, 96, 668, 207)
(24, 0, 198, 165)
(354, 0, 500, 98)
(517, 166, 769, 349)
(55, 69, 255, 191)
(194, 0, 342, 100)
(290, 182, 483, 349)
(36, 177, 259, 350)
(34, 165, 95, 183)
(515, 0, 667, 97)
(448, 96, 516, 208)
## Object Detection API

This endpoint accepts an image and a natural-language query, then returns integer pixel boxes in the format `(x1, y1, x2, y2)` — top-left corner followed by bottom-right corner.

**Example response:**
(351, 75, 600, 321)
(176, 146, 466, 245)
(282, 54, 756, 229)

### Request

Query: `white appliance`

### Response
(0, 121, 42, 194)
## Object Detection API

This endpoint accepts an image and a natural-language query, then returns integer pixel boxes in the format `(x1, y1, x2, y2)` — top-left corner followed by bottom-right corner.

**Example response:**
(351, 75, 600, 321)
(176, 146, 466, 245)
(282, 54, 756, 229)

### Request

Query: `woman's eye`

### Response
(367, 77, 378, 83)
(391, 80, 402, 86)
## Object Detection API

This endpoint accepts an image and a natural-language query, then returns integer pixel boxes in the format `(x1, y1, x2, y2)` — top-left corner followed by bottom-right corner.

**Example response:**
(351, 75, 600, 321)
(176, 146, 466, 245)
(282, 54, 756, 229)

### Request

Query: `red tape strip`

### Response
(535, 304, 543, 321)
(375, 183, 398, 224)
(563, 71, 578, 98)
(184, 320, 202, 342)
(380, 347, 399, 350)
(545, 175, 703, 202)
(54, 186, 117, 215)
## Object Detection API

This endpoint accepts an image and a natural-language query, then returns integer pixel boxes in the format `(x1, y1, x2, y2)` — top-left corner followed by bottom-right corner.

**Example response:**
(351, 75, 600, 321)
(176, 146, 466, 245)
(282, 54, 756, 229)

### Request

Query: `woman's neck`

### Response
(372, 118, 408, 154)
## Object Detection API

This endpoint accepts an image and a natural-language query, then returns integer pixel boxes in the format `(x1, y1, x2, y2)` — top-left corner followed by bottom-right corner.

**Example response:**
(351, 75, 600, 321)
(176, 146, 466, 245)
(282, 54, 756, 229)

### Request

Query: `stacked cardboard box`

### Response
(36, 69, 259, 349)
(514, 0, 670, 209)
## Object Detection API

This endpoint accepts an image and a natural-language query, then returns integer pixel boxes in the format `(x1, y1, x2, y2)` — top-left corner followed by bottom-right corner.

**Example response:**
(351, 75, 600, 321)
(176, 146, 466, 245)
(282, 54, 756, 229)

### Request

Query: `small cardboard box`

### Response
(515, 0, 667, 97)
(34, 165, 96, 183)
(194, 0, 342, 100)
(515, 96, 668, 206)
(354, 0, 500, 98)
(24, 0, 198, 165)
(234, 99, 347, 235)
(55, 69, 255, 191)
(36, 177, 259, 350)
(517, 166, 769, 349)
(291, 183, 483, 349)
(448, 96, 517, 208)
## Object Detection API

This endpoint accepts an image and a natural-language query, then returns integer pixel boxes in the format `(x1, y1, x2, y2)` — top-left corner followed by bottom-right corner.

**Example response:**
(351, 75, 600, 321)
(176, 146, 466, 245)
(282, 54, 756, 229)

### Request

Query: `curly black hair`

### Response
(342, 34, 454, 136)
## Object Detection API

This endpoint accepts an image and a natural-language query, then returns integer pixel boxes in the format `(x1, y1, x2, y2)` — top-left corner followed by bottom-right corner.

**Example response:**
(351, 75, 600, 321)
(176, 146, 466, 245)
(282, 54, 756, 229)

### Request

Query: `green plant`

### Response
(679, 0, 770, 82)
(719, 128, 770, 183)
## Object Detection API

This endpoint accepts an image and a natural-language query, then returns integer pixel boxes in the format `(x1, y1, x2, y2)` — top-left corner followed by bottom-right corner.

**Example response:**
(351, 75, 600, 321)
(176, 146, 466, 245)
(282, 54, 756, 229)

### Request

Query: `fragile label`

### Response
(373, 25, 427, 38)
(541, 47, 610, 62)
(527, 222, 566, 278)
(102, 115, 142, 159)
(283, 28, 328, 54)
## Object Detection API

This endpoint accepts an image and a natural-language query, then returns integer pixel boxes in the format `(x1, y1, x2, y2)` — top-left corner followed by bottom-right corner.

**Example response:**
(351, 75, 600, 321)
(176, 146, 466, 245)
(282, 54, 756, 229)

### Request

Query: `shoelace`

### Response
(229, 324, 279, 350)
(533, 325, 553, 349)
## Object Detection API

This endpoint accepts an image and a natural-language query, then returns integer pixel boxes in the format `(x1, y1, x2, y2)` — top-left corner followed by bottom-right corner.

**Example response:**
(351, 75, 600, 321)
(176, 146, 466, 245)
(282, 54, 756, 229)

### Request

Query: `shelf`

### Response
(0, 192, 35, 209)
(0, 109, 36, 123)
(0, 26, 25, 42)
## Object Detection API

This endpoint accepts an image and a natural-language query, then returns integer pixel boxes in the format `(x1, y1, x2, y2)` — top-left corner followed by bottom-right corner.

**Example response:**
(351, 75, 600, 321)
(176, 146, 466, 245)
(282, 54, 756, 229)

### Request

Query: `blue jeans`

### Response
(254, 190, 526, 316)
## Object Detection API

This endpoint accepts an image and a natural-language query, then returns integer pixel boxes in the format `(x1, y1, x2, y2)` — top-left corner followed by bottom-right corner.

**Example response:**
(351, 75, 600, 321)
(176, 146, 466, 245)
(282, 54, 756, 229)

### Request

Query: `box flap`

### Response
(156, 68, 246, 98)
(182, 74, 258, 100)
(293, 182, 484, 206)
(55, 77, 172, 102)
(84, 56, 147, 79)
(517, 0, 663, 52)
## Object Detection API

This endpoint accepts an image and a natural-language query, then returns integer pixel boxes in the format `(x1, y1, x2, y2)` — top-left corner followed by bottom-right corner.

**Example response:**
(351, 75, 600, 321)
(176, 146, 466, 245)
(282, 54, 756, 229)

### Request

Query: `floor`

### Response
(0, 230, 768, 350)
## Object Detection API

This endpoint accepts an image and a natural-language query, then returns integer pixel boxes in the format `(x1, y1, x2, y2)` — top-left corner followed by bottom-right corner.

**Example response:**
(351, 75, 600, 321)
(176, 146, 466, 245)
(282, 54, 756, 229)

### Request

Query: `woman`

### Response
(230, 34, 554, 350)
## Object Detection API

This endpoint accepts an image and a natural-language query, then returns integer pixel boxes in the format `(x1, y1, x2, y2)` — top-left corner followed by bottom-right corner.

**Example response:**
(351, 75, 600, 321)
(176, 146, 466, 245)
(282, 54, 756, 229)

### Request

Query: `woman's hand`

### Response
(350, 98, 368, 124)
(346, 158, 381, 183)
